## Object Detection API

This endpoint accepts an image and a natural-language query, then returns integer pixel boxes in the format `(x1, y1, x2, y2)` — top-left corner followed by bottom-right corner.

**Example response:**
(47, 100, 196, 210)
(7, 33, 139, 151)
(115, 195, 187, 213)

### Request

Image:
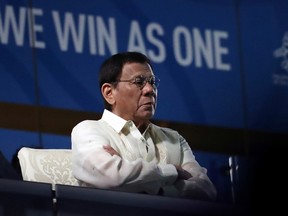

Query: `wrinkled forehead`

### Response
(121, 62, 154, 78)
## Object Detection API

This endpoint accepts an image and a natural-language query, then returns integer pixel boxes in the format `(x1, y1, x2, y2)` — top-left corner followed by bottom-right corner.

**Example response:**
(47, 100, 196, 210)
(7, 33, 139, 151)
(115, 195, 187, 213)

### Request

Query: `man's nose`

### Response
(142, 82, 156, 96)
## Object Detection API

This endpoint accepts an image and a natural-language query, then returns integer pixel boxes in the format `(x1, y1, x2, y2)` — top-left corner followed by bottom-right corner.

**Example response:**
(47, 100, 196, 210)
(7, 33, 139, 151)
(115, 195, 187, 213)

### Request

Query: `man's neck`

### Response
(135, 121, 150, 134)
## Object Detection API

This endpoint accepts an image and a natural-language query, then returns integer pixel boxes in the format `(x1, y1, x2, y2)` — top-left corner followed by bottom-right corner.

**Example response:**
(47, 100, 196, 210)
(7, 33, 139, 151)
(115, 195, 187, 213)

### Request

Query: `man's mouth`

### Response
(142, 102, 153, 106)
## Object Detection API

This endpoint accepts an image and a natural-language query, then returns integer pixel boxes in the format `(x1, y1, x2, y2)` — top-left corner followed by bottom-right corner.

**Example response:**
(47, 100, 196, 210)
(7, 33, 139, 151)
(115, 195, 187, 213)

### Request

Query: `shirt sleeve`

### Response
(176, 134, 218, 200)
(71, 120, 178, 195)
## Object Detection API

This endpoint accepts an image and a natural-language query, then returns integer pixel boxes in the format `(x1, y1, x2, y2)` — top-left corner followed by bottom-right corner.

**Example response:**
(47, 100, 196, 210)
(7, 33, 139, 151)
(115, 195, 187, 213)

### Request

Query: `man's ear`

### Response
(101, 83, 115, 105)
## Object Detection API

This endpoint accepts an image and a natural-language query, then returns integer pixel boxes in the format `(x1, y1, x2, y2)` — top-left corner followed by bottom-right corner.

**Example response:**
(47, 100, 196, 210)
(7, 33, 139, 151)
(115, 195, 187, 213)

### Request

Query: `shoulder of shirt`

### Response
(151, 123, 179, 134)
(75, 119, 98, 125)
(72, 119, 105, 130)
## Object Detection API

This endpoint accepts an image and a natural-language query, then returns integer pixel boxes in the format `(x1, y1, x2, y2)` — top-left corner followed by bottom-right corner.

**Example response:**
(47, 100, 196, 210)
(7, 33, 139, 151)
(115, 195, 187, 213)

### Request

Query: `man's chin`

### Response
(140, 110, 154, 119)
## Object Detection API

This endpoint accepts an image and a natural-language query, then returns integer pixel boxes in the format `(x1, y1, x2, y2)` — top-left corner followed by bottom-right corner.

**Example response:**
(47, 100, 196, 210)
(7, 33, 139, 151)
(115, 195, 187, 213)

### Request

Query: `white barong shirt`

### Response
(71, 109, 217, 200)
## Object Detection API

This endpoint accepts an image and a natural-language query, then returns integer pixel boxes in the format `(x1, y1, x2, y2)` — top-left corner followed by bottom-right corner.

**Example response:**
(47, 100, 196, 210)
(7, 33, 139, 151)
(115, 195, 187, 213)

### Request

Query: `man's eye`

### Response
(150, 77, 155, 85)
(134, 77, 145, 85)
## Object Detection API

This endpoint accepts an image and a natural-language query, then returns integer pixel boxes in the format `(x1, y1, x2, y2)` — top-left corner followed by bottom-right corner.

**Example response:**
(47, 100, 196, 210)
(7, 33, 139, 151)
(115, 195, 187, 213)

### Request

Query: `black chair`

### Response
(0, 178, 54, 216)
(54, 184, 241, 216)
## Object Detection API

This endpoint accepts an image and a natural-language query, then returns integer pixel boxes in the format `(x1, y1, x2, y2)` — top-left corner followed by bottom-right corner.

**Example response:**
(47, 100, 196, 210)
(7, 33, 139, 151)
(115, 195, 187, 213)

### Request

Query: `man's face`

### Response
(112, 62, 158, 124)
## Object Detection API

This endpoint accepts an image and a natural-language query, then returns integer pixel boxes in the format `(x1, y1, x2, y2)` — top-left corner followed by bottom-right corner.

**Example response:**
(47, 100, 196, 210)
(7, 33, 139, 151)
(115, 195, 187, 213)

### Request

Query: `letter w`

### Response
(0, 5, 26, 45)
(52, 11, 85, 53)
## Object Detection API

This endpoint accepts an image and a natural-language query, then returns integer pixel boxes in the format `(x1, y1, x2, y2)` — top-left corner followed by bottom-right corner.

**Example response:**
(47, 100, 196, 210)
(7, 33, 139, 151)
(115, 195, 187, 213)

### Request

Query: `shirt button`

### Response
(140, 138, 145, 142)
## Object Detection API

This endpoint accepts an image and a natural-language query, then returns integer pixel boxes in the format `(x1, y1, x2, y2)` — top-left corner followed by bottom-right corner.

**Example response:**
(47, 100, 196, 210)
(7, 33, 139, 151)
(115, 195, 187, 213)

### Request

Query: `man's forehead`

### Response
(122, 62, 153, 76)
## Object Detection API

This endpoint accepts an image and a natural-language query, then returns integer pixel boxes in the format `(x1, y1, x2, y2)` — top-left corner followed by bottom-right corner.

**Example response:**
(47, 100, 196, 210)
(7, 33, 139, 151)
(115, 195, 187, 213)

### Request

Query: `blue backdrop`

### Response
(1, 0, 287, 133)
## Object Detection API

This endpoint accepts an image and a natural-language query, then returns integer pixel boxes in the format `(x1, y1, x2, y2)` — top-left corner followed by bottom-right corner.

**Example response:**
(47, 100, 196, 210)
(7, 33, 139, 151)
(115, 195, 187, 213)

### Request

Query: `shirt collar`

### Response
(101, 109, 152, 134)
(101, 109, 127, 133)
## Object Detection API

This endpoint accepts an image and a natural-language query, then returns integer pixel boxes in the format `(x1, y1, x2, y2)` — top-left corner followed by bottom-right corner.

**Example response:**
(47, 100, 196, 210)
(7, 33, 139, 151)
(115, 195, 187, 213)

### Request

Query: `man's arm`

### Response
(71, 121, 178, 195)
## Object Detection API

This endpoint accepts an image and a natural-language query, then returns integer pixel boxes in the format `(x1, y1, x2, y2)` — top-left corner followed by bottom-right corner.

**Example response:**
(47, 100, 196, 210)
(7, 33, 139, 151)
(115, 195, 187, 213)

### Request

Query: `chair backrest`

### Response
(17, 147, 78, 187)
